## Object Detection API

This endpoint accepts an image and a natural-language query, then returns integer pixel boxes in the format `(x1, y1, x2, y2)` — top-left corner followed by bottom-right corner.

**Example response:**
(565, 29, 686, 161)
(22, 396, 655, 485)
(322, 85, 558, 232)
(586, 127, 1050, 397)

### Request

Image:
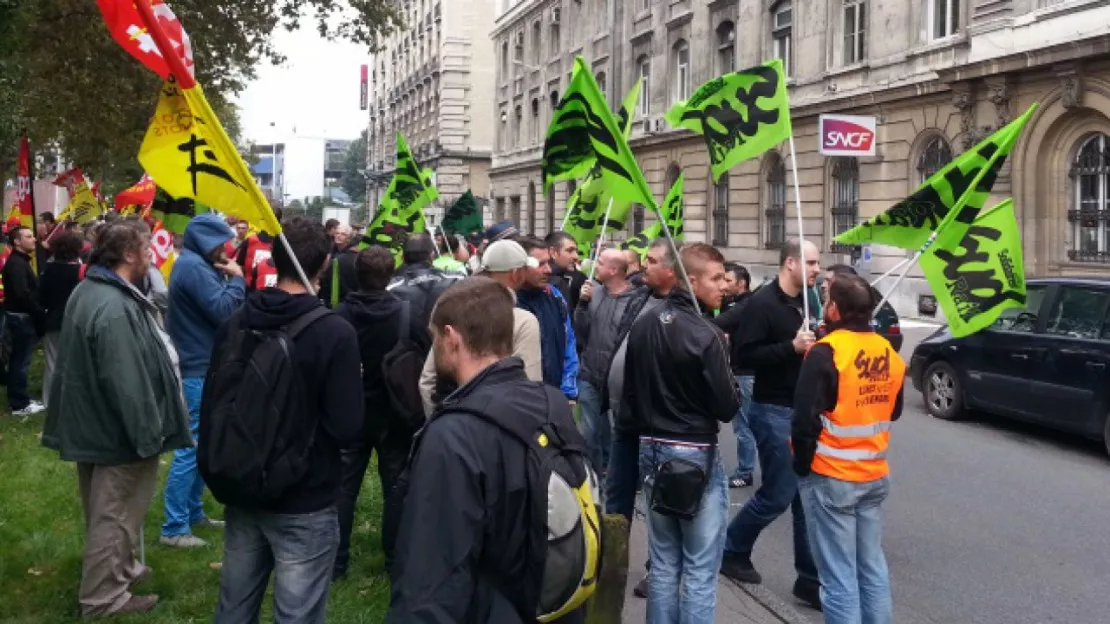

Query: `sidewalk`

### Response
(620, 507, 810, 624)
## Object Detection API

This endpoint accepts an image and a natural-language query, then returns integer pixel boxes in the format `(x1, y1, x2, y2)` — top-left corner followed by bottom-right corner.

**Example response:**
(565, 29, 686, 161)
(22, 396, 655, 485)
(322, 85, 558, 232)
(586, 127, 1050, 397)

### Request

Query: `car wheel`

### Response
(924, 361, 964, 421)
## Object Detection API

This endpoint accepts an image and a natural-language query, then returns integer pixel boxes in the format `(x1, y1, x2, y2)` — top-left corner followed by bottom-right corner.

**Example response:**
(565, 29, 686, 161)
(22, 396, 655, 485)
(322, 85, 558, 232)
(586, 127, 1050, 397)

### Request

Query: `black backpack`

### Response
(198, 306, 330, 507)
(378, 300, 428, 431)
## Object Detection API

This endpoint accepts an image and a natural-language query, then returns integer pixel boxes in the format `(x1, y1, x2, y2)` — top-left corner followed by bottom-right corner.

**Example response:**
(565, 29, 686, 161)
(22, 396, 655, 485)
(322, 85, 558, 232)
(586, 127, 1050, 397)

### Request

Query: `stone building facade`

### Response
(489, 0, 1110, 320)
(365, 0, 496, 222)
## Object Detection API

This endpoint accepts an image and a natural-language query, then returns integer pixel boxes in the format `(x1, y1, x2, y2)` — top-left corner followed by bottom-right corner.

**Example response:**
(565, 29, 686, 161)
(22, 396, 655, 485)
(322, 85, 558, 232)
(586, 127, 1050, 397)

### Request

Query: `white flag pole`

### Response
(787, 134, 810, 326)
(587, 197, 616, 281)
(869, 255, 915, 288)
(872, 228, 941, 316)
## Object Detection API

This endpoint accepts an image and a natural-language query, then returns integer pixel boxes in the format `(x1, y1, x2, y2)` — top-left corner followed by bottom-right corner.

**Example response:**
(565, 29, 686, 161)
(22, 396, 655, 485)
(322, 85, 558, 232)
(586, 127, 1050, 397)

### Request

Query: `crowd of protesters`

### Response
(7, 207, 906, 624)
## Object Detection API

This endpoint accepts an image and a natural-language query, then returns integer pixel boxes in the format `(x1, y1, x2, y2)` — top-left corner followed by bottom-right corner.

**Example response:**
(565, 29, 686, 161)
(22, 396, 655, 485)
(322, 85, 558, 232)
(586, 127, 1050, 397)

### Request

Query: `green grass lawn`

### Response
(0, 351, 391, 623)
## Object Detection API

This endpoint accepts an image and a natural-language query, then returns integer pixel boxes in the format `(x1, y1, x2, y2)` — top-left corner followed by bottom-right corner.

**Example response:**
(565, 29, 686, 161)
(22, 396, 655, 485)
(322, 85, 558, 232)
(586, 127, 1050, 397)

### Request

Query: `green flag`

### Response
(919, 199, 1025, 338)
(835, 104, 1037, 251)
(359, 134, 437, 264)
(442, 190, 483, 235)
(622, 174, 685, 259)
(151, 188, 207, 234)
(542, 57, 656, 220)
(563, 81, 642, 254)
(665, 59, 792, 182)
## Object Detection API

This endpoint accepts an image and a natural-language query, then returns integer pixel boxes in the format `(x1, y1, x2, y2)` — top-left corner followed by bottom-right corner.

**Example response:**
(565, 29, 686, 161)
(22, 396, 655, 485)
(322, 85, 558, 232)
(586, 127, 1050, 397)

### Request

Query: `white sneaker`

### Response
(159, 534, 208, 548)
(12, 401, 45, 417)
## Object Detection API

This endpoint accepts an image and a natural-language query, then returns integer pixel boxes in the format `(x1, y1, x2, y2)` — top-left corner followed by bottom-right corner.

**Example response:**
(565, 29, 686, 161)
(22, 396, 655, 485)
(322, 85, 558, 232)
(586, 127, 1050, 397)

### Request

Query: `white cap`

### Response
(480, 240, 539, 272)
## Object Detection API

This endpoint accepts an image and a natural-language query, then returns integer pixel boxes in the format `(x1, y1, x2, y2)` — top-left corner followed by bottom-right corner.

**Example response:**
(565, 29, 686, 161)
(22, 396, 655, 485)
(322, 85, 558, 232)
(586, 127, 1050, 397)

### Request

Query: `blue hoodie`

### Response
(167, 213, 247, 378)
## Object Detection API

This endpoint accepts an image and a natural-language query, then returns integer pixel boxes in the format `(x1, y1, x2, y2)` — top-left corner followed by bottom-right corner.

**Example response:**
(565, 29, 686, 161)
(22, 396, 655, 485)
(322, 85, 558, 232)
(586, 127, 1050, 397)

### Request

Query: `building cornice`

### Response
(936, 33, 1110, 83)
(492, 0, 549, 38)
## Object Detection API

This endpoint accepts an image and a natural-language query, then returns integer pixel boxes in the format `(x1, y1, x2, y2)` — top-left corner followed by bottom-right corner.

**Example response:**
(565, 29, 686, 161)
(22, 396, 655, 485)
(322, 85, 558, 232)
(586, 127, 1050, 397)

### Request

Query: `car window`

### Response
(1046, 287, 1110, 340)
(991, 285, 1046, 333)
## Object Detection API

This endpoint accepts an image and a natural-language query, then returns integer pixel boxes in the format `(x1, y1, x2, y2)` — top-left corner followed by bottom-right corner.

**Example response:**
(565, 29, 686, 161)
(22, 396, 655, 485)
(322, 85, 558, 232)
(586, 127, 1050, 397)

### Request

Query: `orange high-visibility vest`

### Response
(811, 329, 906, 483)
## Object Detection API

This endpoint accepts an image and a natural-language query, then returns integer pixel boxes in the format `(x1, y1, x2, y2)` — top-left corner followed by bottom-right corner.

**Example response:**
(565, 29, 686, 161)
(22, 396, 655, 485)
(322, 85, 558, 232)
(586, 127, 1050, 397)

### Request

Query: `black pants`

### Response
(334, 433, 412, 576)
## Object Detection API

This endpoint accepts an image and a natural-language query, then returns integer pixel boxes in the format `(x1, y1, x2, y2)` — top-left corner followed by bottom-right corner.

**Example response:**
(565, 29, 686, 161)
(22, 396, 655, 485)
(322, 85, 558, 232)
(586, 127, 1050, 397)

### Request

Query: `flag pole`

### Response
(872, 228, 940, 316)
(869, 255, 915, 288)
(787, 134, 811, 327)
(587, 197, 615, 281)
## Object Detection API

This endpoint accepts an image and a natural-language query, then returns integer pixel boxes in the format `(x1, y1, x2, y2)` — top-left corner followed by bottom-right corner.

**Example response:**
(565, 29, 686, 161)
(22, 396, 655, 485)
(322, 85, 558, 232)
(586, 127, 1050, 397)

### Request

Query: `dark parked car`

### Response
(910, 277, 1110, 455)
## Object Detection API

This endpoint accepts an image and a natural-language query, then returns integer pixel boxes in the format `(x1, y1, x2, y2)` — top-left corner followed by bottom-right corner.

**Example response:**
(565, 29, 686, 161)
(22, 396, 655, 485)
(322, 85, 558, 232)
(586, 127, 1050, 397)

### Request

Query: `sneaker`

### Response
(112, 594, 159, 615)
(793, 577, 822, 611)
(729, 476, 754, 488)
(192, 517, 225, 529)
(632, 572, 649, 598)
(12, 401, 45, 417)
(159, 534, 208, 548)
(720, 552, 762, 584)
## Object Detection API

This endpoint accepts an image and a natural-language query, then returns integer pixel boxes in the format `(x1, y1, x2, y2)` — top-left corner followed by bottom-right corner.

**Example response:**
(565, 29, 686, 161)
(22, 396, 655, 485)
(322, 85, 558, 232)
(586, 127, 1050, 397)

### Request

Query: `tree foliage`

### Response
(340, 129, 368, 207)
(0, 0, 400, 193)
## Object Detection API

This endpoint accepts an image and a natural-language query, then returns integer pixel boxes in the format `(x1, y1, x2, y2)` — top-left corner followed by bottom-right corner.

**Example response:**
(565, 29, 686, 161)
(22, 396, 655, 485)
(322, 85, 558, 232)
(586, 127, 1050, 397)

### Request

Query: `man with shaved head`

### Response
(573, 247, 638, 472)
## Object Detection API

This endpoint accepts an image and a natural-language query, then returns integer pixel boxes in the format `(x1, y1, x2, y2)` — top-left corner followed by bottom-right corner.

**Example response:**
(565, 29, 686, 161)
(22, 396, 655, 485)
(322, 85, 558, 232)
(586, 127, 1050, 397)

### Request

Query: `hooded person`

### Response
(161, 213, 246, 548)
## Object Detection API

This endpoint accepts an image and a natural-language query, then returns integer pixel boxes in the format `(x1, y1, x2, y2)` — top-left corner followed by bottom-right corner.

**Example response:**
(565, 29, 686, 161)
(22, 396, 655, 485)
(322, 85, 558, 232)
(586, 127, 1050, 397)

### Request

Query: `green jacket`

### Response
(42, 265, 192, 465)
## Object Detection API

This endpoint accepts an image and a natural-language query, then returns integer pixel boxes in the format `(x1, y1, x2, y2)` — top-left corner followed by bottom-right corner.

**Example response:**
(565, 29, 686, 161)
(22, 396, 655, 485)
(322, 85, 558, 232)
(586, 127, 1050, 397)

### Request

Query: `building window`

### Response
(917, 136, 952, 183)
(532, 21, 542, 65)
(511, 196, 522, 227)
(501, 41, 509, 83)
(765, 156, 786, 249)
(930, 0, 960, 40)
(717, 22, 736, 74)
(527, 182, 537, 234)
(550, 23, 560, 58)
(514, 105, 523, 147)
(546, 186, 556, 234)
(673, 41, 691, 102)
(531, 98, 540, 144)
(843, 0, 866, 64)
(830, 157, 860, 256)
(640, 0, 650, 10)
(637, 56, 651, 117)
(633, 205, 645, 234)
(499, 108, 508, 151)
(772, 2, 792, 77)
(496, 197, 506, 222)
(1068, 133, 1110, 263)
(596, 71, 607, 100)
(713, 173, 730, 246)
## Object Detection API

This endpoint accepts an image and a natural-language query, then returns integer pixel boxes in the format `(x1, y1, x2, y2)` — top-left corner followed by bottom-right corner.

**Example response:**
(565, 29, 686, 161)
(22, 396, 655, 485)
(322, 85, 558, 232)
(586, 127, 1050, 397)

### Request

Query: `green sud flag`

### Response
(835, 104, 1037, 251)
(151, 188, 208, 234)
(563, 81, 643, 254)
(919, 199, 1026, 338)
(665, 59, 792, 182)
(622, 174, 685, 259)
(359, 134, 438, 263)
(543, 57, 657, 222)
(442, 190, 483, 236)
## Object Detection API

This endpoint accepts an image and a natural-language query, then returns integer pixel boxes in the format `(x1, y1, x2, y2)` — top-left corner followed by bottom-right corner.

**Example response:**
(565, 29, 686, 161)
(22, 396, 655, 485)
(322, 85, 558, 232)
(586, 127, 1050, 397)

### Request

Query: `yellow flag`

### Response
(56, 180, 104, 224)
(139, 81, 281, 235)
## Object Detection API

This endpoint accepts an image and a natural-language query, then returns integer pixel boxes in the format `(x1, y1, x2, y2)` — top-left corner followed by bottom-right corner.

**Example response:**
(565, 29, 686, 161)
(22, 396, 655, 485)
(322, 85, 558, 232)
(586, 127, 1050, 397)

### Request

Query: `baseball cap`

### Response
(480, 240, 540, 272)
(484, 220, 519, 243)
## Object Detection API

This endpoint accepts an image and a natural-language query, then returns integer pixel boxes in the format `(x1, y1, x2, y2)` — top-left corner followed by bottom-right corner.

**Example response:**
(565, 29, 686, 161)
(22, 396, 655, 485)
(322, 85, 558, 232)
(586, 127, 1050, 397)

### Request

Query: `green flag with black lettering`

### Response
(919, 199, 1025, 338)
(835, 104, 1037, 251)
(665, 59, 792, 182)
(563, 80, 642, 254)
(151, 188, 208, 234)
(359, 133, 436, 265)
(442, 190, 483, 236)
(622, 174, 685, 260)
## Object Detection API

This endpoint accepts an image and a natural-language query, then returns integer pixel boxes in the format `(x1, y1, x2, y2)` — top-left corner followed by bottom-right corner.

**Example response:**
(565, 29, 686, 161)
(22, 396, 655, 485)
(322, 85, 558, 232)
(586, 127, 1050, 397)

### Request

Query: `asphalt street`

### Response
(688, 325, 1110, 623)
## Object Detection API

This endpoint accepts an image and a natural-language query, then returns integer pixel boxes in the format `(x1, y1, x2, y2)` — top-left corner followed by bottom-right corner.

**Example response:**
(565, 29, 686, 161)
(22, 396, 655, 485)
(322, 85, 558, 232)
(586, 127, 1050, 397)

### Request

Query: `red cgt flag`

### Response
(96, 0, 195, 81)
(53, 167, 85, 196)
(8, 134, 34, 233)
(114, 173, 157, 212)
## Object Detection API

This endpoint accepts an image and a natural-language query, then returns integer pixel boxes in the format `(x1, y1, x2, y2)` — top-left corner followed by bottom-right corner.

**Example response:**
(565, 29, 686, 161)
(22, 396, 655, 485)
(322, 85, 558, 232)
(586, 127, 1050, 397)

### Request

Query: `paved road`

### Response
(692, 325, 1110, 623)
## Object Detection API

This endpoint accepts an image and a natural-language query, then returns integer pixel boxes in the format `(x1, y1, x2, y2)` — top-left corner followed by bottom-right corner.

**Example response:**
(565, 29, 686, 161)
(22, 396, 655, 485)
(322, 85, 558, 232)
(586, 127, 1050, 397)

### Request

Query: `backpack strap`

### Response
(329, 258, 340, 308)
(286, 306, 331, 339)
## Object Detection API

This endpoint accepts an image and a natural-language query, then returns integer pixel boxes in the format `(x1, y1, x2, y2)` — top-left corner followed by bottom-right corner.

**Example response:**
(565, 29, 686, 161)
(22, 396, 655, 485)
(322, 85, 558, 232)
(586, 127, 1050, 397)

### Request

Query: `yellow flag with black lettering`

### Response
(56, 180, 104, 225)
(139, 81, 281, 234)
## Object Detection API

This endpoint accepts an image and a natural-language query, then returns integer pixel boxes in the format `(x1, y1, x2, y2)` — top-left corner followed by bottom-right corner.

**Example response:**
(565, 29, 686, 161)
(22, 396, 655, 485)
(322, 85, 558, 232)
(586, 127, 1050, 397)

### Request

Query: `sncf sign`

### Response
(818, 115, 877, 157)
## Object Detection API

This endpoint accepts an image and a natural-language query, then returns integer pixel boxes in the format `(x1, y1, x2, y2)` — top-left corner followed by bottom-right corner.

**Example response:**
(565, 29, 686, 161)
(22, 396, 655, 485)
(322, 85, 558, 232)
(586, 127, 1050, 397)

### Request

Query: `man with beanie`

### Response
(162, 213, 246, 548)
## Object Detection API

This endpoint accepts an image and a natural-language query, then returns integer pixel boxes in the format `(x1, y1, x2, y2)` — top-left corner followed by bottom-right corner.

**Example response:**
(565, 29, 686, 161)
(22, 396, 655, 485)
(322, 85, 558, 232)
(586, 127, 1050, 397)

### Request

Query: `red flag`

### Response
(53, 168, 85, 196)
(9, 135, 34, 233)
(96, 0, 195, 81)
(150, 220, 174, 269)
(115, 173, 157, 212)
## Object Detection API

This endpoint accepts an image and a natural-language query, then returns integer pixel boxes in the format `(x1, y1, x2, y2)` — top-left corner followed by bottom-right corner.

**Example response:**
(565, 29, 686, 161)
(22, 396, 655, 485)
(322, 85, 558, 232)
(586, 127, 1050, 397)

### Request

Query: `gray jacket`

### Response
(608, 293, 667, 427)
(574, 282, 639, 388)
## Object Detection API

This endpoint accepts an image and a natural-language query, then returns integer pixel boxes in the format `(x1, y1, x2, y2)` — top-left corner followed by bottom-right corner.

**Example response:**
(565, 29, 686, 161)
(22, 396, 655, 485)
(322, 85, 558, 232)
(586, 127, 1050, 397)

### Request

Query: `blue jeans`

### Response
(6, 313, 36, 410)
(731, 376, 756, 481)
(725, 402, 818, 583)
(800, 474, 893, 624)
(162, 377, 208, 537)
(605, 428, 640, 520)
(215, 506, 339, 623)
(639, 440, 728, 624)
(577, 380, 610, 472)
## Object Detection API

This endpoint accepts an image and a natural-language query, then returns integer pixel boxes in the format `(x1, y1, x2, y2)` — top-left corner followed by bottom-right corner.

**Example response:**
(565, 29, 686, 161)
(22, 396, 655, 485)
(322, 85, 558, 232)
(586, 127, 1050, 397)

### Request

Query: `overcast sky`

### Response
(235, 26, 370, 200)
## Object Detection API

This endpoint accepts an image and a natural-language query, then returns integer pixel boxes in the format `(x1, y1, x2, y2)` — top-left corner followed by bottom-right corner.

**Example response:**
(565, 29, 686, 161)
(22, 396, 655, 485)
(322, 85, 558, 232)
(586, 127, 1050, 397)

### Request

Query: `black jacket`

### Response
(735, 278, 818, 408)
(623, 290, 739, 444)
(335, 290, 431, 441)
(319, 246, 360, 308)
(388, 262, 463, 328)
(39, 261, 83, 333)
(389, 358, 581, 624)
(550, 266, 587, 312)
(4, 250, 46, 325)
(712, 291, 754, 375)
(216, 290, 365, 514)
(791, 324, 905, 477)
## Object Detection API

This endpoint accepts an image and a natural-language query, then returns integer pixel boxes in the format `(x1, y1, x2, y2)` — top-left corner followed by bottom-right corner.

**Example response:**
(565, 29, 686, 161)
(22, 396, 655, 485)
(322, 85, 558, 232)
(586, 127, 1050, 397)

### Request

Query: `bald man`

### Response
(573, 247, 642, 472)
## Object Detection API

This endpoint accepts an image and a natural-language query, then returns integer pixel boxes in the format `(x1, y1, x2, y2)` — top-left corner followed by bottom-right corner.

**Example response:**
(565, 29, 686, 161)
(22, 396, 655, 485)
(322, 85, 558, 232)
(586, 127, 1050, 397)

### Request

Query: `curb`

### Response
(725, 578, 812, 624)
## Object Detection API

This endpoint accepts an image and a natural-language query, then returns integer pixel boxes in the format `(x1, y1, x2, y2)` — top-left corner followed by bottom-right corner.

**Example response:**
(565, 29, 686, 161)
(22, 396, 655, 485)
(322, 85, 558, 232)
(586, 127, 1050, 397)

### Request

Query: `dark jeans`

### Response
(6, 313, 36, 410)
(215, 506, 339, 624)
(605, 428, 641, 520)
(335, 433, 411, 575)
(724, 402, 818, 583)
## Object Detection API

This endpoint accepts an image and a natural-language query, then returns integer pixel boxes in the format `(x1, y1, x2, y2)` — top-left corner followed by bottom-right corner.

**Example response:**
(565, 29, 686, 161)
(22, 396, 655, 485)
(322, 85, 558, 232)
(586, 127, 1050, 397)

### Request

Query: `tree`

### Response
(0, 0, 400, 192)
(340, 129, 368, 208)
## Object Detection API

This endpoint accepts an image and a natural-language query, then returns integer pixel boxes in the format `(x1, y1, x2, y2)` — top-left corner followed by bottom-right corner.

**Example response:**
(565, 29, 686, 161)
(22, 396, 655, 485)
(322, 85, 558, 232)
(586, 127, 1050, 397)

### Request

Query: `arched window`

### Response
(716, 22, 735, 74)
(917, 135, 952, 184)
(665, 163, 681, 189)
(637, 55, 651, 117)
(546, 186, 556, 234)
(531, 98, 540, 144)
(673, 40, 691, 102)
(830, 157, 860, 256)
(765, 155, 786, 249)
(531, 21, 542, 65)
(713, 173, 729, 246)
(1068, 133, 1110, 262)
(527, 181, 537, 235)
(514, 104, 523, 147)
